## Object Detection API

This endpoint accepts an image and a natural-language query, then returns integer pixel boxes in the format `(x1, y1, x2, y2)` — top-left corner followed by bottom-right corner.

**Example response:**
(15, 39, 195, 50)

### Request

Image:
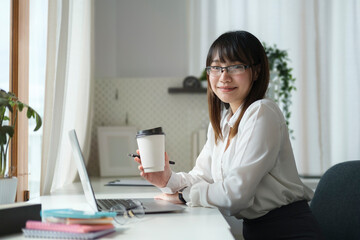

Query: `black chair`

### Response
(310, 160, 360, 240)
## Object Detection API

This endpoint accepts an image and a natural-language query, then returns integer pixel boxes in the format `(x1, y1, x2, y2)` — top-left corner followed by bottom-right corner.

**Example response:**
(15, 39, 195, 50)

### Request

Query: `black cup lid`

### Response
(136, 127, 164, 137)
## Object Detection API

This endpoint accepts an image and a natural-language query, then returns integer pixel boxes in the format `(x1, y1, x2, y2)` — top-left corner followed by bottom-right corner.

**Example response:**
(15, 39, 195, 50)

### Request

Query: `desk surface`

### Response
(2, 178, 234, 240)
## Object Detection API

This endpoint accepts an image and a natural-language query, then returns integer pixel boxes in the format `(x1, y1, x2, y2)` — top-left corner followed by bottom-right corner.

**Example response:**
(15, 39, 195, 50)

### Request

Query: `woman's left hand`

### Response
(154, 193, 184, 204)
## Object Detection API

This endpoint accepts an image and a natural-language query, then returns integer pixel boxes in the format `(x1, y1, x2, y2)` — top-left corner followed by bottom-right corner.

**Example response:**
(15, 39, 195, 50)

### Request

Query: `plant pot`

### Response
(200, 81, 208, 89)
(0, 177, 17, 204)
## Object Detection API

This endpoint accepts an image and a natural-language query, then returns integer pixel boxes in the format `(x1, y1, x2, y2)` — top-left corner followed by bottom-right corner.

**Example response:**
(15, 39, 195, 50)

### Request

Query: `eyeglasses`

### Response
(205, 64, 251, 77)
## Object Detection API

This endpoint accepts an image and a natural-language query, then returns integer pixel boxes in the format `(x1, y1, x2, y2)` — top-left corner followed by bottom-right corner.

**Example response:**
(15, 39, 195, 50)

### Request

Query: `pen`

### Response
(128, 153, 175, 165)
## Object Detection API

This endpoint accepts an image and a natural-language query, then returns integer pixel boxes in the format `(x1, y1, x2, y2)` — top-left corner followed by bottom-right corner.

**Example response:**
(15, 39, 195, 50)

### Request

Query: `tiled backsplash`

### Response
(87, 78, 209, 176)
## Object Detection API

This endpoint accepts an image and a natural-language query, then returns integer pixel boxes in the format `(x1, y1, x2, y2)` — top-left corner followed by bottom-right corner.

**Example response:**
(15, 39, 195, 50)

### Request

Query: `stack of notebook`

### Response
(22, 209, 117, 239)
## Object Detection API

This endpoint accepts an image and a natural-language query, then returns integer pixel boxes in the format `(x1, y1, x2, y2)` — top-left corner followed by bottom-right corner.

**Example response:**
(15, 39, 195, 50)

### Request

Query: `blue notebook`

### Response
(41, 209, 116, 219)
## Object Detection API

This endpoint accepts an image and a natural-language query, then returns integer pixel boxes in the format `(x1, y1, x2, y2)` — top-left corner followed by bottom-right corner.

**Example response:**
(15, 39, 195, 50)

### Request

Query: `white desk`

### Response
(2, 178, 235, 240)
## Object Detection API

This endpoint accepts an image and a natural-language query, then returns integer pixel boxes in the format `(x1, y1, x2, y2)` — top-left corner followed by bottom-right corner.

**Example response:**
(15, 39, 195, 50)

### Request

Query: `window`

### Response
(2, 0, 46, 201)
(28, 0, 47, 199)
(0, 0, 10, 91)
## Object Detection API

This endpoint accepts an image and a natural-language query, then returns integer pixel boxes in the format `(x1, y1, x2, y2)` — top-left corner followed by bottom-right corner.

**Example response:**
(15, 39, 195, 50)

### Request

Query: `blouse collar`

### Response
(224, 105, 242, 128)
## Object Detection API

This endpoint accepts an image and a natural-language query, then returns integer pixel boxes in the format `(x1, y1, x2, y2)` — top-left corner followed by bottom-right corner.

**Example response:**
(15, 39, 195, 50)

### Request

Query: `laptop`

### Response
(69, 129, 184, 213)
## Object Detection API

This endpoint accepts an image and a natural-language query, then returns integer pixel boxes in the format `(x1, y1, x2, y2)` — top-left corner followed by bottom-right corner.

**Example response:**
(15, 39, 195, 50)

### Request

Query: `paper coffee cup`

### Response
(136, 127, 165, 173)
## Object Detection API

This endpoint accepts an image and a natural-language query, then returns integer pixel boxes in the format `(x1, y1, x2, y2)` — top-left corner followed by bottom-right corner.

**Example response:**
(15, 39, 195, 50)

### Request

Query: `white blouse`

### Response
(161, 99, 313, 219)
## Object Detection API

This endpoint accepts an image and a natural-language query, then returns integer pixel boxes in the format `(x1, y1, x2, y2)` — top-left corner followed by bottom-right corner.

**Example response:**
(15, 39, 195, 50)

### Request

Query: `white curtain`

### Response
(188, 0, 360, 175)
(40, 0, 93, 195)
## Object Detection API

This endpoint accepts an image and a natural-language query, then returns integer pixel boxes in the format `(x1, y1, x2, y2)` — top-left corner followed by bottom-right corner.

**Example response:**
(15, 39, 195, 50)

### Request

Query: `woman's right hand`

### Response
(133, 150, 172, 188)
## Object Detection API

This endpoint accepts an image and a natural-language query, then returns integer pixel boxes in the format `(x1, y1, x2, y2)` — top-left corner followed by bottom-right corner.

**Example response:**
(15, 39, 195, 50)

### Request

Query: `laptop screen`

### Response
(69, 129, 99, 212)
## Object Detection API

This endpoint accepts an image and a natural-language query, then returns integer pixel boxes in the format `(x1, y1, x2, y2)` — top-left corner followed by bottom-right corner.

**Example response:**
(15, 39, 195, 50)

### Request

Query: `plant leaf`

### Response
(0, 131, 7, 145)
(0, 125, 15, 145)
(18, 102, 24, 111)
(27, 107, 34, 119)
(0, 98, 13, 113)
(33, 113, 42, 131)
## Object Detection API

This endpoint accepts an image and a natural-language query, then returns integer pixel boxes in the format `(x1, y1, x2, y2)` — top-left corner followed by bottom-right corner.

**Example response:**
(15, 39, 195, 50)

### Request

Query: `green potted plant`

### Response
(0, 88, 42, 204)
(199, 69, 208, 88)
(263, 43, 296, 137)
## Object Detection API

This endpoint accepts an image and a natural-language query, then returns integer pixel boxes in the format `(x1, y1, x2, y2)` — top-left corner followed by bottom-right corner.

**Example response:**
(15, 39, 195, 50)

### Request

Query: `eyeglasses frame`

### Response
(205, 64, 253, 77)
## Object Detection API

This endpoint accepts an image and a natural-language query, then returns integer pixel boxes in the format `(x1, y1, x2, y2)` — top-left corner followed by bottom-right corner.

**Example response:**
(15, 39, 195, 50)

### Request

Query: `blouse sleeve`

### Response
(160, 124, 214, 194)
(186, 102, 284, 213)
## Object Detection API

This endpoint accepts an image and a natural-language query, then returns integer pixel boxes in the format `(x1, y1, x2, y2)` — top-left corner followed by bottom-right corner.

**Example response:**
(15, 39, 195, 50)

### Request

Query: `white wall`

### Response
(87, 78, 208, 176)
(94, 0, 189, 78)
(89, 0, 205, 176)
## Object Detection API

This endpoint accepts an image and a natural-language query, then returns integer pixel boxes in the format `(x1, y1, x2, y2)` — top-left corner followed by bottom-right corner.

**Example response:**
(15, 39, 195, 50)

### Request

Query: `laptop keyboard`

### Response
(97, 198, 140, 211)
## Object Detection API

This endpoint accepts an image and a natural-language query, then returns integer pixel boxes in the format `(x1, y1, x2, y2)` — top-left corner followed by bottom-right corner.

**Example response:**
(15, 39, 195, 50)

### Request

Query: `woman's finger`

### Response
(134, 157, 141, 164)
(164, 152, 171, 167)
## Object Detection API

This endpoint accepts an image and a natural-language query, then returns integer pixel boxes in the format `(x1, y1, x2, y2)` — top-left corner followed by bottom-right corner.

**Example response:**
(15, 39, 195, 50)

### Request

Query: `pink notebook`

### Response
(25, 220, 114, 233)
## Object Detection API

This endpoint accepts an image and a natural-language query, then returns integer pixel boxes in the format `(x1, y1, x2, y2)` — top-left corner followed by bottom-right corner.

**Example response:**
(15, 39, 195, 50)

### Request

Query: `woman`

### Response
(134, 31, 323, 239)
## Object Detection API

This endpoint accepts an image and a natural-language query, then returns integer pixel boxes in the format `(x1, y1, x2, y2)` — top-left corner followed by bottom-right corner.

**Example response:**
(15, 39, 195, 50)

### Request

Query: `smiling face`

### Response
(206, 31, 270, 143)
(209, 52, 254, 113)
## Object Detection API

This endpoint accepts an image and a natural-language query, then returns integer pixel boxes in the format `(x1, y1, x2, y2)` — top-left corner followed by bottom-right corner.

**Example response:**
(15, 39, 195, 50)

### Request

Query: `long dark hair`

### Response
(206, 31, 269, 143)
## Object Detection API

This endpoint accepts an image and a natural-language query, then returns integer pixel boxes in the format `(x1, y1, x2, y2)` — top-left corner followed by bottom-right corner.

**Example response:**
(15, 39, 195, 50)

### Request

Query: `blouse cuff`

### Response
(182, 186, 191, 203)
(159, 171, 181, 194)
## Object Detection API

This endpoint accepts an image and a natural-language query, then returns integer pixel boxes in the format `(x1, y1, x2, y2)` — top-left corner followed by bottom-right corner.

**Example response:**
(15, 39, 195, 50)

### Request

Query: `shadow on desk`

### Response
(222, 215, 244, 240)
(100, 228, 127, 239)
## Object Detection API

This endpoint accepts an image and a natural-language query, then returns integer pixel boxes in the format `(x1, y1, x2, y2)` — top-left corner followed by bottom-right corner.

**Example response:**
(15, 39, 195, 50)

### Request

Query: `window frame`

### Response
(10, 0, 30, 202)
